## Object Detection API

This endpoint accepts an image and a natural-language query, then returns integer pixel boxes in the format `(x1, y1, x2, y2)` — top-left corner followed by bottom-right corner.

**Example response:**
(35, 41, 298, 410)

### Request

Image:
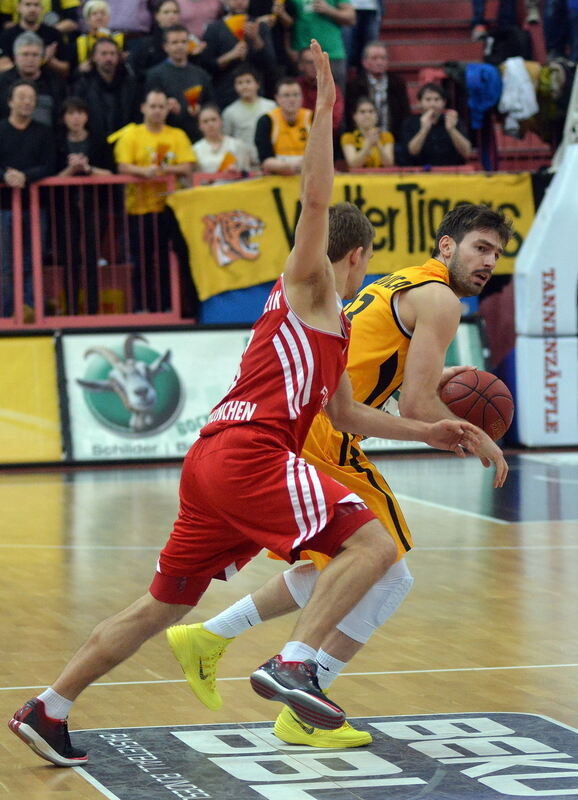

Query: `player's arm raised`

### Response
(283, 39, 336, 309)
(325, 372, 482, 456)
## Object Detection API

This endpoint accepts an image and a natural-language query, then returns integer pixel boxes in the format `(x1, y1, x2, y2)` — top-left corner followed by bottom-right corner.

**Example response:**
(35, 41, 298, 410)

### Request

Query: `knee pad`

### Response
(336, 559, 414, 644)
(283, 562, 319, 608)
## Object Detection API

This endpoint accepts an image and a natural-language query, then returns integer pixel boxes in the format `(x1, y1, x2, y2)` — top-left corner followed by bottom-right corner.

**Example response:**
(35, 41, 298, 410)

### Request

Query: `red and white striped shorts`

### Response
(150, 425, 375, 604)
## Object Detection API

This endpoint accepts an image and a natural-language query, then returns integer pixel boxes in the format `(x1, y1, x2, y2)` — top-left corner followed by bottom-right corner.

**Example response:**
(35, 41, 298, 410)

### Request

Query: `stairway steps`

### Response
(386, 0, 499, 20)
(382, 23, 472, 41)
(385, 39, 484, 62)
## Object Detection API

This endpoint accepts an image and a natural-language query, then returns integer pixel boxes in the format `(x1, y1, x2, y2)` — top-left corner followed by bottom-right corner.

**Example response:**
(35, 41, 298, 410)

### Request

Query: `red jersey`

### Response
(201, 276, 350, 453)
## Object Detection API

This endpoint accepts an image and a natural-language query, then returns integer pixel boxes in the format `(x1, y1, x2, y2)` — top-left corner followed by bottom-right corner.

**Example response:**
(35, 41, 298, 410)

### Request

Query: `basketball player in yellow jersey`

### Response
(166, 203, 512, 747)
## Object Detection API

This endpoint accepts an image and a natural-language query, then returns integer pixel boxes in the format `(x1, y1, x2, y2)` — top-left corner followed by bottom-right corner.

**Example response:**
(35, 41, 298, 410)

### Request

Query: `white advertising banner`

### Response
(515, 335, 578, 446)
(514, 144, 578, 337)
(61, 320, 487, 462)
(62, 330, 249, 461)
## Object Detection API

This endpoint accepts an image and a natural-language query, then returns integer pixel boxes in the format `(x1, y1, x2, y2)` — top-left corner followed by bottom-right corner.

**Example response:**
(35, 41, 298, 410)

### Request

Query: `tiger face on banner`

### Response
(202, 210, 265, 267)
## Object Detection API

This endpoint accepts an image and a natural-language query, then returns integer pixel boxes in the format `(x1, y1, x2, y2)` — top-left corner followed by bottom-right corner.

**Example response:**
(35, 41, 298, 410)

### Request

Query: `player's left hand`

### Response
(425, 419, 482, 457)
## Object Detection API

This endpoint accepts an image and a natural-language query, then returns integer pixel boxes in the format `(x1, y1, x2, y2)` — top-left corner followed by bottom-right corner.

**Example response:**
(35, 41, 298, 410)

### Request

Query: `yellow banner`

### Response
(169, 172, 534, 301)
(0, 337, 62, 463)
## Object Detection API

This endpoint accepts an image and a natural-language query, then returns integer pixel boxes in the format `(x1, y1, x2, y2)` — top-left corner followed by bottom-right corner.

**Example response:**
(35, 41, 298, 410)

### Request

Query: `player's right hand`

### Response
(469, 429, 508, 488)
(424, 419, 481, 457)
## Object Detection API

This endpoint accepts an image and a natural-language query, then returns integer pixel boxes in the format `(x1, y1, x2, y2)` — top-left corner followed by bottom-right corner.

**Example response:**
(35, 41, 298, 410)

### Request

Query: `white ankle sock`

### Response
(280, 641, 317, 663)
(37, 688, 73, 720)
(203, 595, 262, 638)
(315, 648, 347, 690)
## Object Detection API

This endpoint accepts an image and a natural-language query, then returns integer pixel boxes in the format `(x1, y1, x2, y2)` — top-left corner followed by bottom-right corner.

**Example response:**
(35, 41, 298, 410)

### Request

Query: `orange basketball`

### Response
(440, 369, 514, 441)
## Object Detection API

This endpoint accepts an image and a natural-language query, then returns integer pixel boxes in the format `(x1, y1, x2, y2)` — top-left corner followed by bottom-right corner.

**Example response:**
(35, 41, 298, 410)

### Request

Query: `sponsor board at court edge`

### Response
(168, 172, 534, 301)
(74, 713, 578, 799)
(62, 331, 248, 460)
(61, 324, 487, 461)
(0, 336, 62, 463)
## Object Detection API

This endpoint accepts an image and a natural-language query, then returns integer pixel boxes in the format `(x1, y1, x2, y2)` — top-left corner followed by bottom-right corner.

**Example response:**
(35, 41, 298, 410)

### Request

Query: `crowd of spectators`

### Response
(0, 0, 575, 319)
(0, 0, 477, 194)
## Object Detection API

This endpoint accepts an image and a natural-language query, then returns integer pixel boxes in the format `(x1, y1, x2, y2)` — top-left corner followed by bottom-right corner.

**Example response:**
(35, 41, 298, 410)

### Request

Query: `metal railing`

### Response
(0, 174, 185, 330)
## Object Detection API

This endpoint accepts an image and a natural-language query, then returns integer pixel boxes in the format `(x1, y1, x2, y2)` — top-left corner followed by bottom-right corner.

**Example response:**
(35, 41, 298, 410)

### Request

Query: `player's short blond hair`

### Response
(328, 203, 374, 263)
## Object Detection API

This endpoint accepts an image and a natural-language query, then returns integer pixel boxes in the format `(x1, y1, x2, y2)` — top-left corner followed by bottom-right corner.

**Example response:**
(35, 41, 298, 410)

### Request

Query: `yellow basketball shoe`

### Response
(273, 704, 372, 748)
(166, 623, 232, 711)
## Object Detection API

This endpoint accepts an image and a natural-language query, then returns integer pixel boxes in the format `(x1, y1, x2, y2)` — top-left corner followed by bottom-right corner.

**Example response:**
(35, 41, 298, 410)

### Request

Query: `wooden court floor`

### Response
(1, 449, 578, 798)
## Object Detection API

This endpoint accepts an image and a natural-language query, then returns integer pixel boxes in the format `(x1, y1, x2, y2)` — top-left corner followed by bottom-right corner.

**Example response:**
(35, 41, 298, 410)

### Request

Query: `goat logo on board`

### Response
(76, 334, 183, 436)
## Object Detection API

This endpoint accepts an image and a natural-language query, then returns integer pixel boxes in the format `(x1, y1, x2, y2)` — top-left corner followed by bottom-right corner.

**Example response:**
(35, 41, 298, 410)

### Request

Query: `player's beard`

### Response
(447, 248, 482, 298)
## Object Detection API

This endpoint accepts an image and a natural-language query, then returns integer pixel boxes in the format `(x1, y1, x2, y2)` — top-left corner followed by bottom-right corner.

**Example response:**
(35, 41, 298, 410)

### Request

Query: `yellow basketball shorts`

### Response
(301, 430, 413, 564)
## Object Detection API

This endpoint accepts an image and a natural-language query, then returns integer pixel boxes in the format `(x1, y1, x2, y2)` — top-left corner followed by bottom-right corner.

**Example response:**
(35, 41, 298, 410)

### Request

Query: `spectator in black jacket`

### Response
(0, 32, 66, 127)
(0, 0, 71, 78)
(398, 82, 472, 167)
(72, 37, 140, 140)
(55, 96, 115, 315)
(0, 79, 56, 317)
(345, 41, 410, 141)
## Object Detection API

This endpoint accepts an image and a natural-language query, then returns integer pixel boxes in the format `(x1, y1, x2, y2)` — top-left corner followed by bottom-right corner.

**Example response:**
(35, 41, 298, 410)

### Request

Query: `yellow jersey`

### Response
(340, 129, 394, 168)
(267, 107, 312, 157)
(304, 258, 451, 466)
(112, 124, 195, 215)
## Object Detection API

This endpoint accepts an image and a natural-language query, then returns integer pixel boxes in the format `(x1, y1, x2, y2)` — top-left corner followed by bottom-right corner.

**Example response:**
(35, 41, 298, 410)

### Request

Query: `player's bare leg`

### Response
(9, 594, 188, 766)
(52, 593, 189, 700)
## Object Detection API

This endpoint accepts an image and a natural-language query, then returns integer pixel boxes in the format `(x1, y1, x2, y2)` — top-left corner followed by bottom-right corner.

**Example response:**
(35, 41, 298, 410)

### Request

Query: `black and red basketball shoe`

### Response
(8, 698, 88, 767)
(250, 655, 345, 730)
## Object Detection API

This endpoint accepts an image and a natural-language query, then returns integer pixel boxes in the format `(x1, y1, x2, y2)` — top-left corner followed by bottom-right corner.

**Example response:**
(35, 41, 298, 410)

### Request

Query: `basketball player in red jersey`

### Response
(8, 40, 481, 767)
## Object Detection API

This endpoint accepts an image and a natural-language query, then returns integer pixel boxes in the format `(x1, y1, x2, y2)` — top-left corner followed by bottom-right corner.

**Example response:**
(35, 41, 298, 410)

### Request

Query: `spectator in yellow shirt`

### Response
(340, 96, 394, 169)
(112, 88, 196, 311)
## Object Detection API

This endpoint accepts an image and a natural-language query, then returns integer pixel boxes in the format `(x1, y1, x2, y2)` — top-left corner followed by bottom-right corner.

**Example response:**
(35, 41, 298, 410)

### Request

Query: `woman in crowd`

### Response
(193, 101, 251, 173)
(340, 96, 394, 168)
(55, 96, 114, 314)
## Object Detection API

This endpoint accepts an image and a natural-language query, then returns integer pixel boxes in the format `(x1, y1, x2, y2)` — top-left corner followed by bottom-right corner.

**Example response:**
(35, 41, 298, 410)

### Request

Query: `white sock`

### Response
(203, 595, 262, 638)
(280, 641, 317, 663)
(315, 648, 347, 690)
(37, 688, 73, 720)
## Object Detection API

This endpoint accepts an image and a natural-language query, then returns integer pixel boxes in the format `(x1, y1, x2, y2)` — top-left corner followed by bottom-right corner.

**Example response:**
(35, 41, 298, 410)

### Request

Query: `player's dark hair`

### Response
(432, 203, 513, 257)
(328, 203, 374, 263)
